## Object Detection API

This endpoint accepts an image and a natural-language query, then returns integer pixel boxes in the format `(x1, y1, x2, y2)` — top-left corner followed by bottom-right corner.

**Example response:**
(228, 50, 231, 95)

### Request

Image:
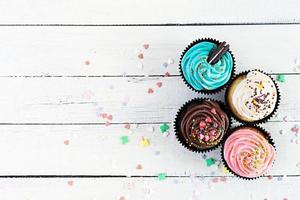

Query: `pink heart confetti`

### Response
(107, 115, 113, 121)
(136, 164, 143, 170)
(100, 113, 108, 118)
(143, 44, 149, 49)
(164, 72, 170, 77)
(147, 88, 154, 94)
(64, 140, 69, 145)
(211, 177, 219, 183)
(156, 82, 162, 88)
(67, 180, 74, 186)
(138, 53, 144, 59)
(124, 123, 131, 129)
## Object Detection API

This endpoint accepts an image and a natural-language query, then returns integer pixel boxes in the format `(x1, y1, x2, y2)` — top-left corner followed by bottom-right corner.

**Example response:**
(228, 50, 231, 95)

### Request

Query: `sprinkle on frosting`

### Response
(181, 41, 233, 91)
(230, 70, 278, 121)
(179, 100, 229, 150)
(223, 127, 275, 178)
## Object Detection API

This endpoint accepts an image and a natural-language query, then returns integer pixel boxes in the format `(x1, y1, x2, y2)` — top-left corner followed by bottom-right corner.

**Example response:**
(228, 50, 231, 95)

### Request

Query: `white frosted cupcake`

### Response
(226, 70, 280, 124)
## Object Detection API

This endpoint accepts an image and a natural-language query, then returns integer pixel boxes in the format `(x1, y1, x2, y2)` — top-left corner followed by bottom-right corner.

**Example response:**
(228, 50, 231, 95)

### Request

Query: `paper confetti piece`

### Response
(205, 158, 216, 167)
(64, 140, 70, 145)
(140, 137, 150, 147)
(138, 53, 144, 59)
(119, 196, 126, 200)
(156, 82, 163, 88)
(120, 136, 129, 144)
(136, 164, 143, 170)
(124, 123, 131, 129)
(291, 124, 299, 134)
(107, 115, 113, 121)
(67, 180, 74, 186)
(160, 123, 169, 133)
(168, 58, 174, 64)
(143, 44, 149, 49)
(157, 173, 167, 180)
(105, 121, 111, 126)
(147, 88, 154, 94)
(276, 74, 285, 83)
(84, 60, 90, 66)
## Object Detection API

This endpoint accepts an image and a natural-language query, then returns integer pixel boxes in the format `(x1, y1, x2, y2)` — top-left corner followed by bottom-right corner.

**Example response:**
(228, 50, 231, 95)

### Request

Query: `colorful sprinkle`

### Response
(160, 123, 169, 133)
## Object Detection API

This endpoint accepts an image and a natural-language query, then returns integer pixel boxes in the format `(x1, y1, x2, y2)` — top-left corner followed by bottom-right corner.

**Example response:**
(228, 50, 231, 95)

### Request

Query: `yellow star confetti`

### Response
(257, 81, 263, 91)
(219, 165, 230, 174)
(140, 137, 150, 147)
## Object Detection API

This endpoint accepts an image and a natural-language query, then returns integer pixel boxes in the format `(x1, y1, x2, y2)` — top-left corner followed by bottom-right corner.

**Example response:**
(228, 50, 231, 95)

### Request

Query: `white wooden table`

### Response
(0, 1, 300, 199)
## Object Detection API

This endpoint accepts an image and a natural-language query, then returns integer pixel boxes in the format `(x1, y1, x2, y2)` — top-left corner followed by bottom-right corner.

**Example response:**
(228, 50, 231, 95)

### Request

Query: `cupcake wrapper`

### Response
(225, 69, 281, 125)
(179, 38, 236, 94)
(174, 98, 232, 153)
(220, 125, 276, 180)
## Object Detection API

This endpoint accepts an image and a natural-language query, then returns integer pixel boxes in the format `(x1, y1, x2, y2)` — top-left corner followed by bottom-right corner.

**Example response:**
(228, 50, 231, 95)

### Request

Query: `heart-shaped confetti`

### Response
(67, 180, 74, 186)
(64, 140, 69, 145)
(138, 53, 144, 59)
(156, 82, 162, 88)
(124, 123, 131, 129)
(147, 88, 154, 94)
(107, 115, 113, 121)
(143, 44, 149, 49)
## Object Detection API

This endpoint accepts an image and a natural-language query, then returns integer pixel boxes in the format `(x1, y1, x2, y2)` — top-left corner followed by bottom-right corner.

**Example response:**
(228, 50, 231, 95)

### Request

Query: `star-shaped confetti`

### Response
(160, 123, 169, 133)
(157, 173, 167, 180)
(140, 137, 150, 147)
(120, 135, 129, 144)
(277, 74, 285, 83)
(205, 158, 216, 167)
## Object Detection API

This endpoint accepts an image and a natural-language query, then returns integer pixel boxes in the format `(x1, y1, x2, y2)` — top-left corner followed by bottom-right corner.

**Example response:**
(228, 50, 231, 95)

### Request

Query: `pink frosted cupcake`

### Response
(222, 126, 275, 179)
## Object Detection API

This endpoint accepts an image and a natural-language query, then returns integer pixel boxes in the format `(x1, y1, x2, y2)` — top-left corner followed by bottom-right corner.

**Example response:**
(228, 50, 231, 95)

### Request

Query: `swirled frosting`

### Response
(179, 100, 229, 150)
(223, 127, 275, 178)
(229, 71, 278, 121)
(181, 41, 233, 91)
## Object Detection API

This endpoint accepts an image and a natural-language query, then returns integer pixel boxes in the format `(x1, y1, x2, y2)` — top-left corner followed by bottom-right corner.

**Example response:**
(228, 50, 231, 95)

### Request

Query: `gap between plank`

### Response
(0, 22, 299, 27)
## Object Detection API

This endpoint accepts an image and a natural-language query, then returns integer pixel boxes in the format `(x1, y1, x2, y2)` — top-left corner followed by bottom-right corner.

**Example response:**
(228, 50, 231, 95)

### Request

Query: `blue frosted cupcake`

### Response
(180, 38, 235, 94)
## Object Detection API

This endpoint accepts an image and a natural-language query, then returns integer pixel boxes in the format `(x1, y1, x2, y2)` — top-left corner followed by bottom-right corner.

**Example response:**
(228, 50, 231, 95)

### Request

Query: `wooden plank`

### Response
(0, 26, 300, 76)
(0, 75, 297, 123)
(0, 0, 299, 24)
(0, 176, 297, 199)
(0, 122, 298, 175)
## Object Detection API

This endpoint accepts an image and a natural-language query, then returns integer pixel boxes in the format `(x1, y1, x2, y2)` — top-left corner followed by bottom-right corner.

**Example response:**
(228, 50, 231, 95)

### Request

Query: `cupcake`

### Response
(222, 126, 275, 179)
(180, 38, 235, 94)
(226, 70, 280, 124)
(174, 98, 230, 152)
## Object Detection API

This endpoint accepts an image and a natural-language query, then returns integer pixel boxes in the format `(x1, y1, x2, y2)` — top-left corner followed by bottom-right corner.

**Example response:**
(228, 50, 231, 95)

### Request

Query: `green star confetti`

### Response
(277, 74, 285, 83)
(205, 158, 216, 167)
(120, 135, 129, 144)
(160, 123, 169, 133)
(157, 172, 167, 180)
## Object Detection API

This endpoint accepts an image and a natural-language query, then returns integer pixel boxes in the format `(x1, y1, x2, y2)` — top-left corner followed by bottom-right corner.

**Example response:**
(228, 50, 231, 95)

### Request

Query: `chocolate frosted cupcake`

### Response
(174, 98, 230, 152)
(226, 70, 280, 124)
(180, 38, 235, 94)
(222, 126, 276, 179)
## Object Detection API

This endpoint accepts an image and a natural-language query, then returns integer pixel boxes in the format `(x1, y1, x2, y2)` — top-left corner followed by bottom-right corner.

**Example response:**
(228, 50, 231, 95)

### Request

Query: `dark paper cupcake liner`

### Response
(225, 69, 281, 125)
(179, 38, 236, 94)
(174, 98, 232, 153)
(220, 125, 276, 180)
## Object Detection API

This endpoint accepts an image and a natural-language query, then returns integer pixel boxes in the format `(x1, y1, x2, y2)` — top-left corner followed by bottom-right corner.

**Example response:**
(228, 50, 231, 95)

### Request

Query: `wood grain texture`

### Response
(0, 26, 300, 76)
(0, 177, 297, 200)
(0, 0, 299, 24)
(0, 122, 299, 176)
